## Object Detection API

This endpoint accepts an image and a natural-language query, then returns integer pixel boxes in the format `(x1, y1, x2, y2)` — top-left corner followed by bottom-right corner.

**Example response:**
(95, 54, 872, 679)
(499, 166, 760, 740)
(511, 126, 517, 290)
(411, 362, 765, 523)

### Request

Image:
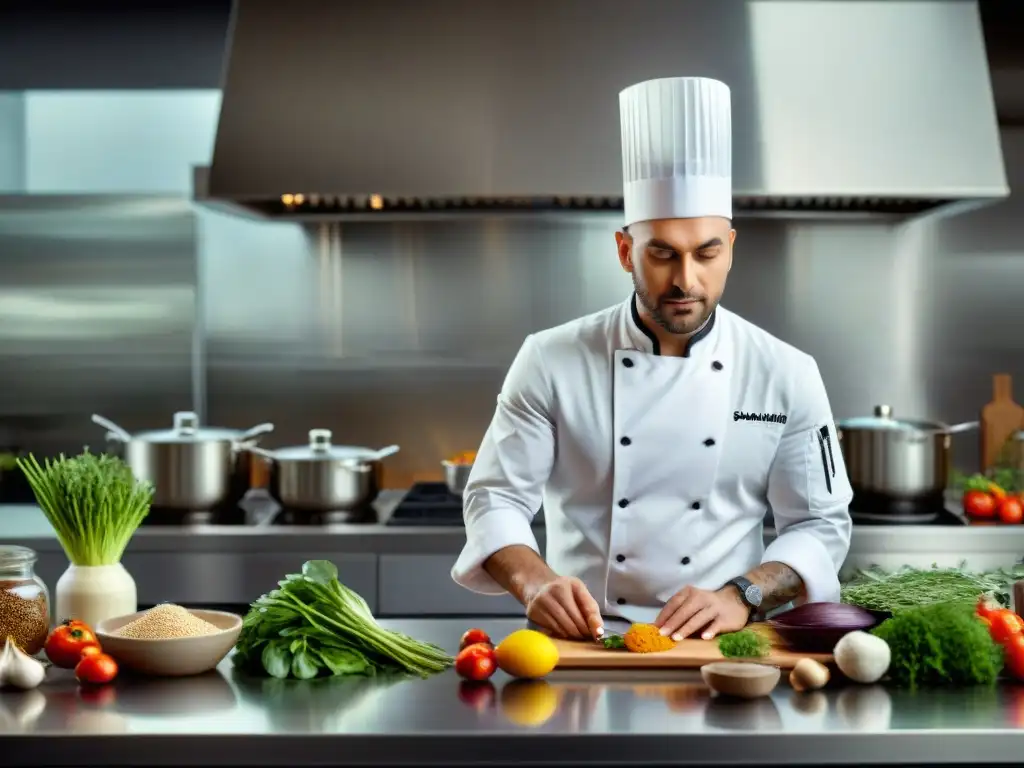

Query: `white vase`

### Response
(55, 563, 137, 628)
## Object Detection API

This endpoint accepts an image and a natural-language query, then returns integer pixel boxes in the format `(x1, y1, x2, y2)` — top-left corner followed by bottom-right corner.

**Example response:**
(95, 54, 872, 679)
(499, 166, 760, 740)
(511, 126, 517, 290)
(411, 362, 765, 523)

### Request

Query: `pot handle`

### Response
(238, 422, 275, 443)
(91, 414, 132, 443)
(367, 444, 400, 461)
(239, 444, 276, 460)
(942, 420, 980, 435)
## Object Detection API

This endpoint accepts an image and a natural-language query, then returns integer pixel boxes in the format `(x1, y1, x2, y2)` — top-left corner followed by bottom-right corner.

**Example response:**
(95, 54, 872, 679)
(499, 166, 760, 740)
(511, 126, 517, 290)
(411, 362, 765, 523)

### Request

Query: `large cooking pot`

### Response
(243, 429, 399, 512)
(92, 412, 274, 510)
(837, 405, 978, 510)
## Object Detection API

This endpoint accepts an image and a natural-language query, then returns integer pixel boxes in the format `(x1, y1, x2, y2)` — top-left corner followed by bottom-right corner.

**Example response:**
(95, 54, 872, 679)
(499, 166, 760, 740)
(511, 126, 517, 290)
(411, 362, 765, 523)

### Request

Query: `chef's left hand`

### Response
(654, 586, 749, 641)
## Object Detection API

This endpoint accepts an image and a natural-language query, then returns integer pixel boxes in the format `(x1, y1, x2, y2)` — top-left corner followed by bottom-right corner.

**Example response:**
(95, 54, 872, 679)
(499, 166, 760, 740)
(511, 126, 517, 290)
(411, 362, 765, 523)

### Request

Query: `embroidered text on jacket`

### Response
(733, 411, 788, 424)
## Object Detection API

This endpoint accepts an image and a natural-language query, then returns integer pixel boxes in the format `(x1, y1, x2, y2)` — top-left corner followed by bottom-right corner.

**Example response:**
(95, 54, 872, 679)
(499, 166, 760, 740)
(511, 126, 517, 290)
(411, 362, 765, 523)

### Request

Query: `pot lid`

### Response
(838, 405, 944, 432)
(270, 429, 380, 462)
(132, 412, 273, 444)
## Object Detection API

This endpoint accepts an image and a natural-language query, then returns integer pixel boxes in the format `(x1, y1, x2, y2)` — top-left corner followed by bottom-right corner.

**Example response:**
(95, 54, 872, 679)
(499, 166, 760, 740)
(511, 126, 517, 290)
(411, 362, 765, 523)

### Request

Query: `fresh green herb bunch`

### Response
(841, 563, 1024, 614)
(233, 560, 454, 680)
(717, 629, 770, 658)
(872, 602, 1003, 688)
(18, 451, 152, 566)
(602, 634, 627, 650)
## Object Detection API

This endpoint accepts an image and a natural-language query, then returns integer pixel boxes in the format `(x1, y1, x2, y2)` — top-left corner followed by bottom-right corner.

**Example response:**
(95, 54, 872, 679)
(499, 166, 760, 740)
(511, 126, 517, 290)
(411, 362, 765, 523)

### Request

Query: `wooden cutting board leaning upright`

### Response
(980, 374, 1024, 471)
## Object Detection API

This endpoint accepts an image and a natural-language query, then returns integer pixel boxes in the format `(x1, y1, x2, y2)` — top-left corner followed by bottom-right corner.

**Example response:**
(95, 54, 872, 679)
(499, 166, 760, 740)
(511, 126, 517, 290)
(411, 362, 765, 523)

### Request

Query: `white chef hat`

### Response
(619, 77, 732, 227)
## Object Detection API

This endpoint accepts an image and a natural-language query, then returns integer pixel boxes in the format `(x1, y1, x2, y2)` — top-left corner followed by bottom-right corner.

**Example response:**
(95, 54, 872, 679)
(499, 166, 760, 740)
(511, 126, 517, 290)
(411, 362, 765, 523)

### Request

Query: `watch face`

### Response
(744, 584, 763, 607)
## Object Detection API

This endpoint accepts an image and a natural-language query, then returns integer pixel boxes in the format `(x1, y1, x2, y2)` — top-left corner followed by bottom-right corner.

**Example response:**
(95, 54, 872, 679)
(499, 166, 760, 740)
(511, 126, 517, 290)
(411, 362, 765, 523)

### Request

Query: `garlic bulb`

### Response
(0, 637, 47, 690)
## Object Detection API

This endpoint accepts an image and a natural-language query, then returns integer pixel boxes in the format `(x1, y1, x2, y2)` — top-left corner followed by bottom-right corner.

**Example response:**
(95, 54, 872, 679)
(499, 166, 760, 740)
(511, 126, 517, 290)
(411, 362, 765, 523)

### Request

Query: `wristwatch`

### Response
(726, 577, 763, 616)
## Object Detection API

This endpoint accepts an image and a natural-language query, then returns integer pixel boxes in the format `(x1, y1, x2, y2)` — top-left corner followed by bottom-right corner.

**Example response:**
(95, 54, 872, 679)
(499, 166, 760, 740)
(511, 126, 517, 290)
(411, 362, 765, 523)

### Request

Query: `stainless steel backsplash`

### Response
(0, 195, 196, 455)
(2, 131, 1022, 485)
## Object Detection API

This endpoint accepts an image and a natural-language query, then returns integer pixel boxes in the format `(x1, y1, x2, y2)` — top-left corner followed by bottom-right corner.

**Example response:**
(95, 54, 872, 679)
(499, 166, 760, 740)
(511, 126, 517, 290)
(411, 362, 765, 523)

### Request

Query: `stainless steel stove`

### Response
(385, 482, 546, 527)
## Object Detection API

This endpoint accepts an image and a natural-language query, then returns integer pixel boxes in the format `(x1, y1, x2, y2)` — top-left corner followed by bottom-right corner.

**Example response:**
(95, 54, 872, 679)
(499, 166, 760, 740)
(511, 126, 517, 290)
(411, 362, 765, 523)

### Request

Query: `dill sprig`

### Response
(17, 451, 153, 566)
(841, 563, 1024, 614)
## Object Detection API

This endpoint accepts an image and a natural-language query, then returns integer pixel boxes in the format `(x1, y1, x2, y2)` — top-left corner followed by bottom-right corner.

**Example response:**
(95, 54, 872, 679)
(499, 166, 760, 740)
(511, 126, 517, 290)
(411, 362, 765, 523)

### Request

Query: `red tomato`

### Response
(45, 621, 102, 669)
(459, 628, 492, 651)
(455, 643, 497, 681)
(75, 652, 119, 685)
(977, 597, 999, 622)
(457, 680, 497, 712)
(964, 491, 997, 519)
(999, 497, 1024, 525)
(1005, 634, 1024, 681)
(988, 609, 1024, 645)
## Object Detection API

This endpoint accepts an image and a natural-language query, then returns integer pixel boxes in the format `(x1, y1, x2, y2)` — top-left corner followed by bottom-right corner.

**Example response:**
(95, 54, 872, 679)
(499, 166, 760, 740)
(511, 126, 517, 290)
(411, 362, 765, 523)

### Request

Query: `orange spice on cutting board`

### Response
(623, 623, 677, 653)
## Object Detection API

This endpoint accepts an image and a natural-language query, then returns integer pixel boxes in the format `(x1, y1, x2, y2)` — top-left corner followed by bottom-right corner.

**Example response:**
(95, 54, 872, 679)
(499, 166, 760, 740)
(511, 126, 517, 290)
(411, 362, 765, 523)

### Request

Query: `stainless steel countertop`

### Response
(4, 618, 1024, 766)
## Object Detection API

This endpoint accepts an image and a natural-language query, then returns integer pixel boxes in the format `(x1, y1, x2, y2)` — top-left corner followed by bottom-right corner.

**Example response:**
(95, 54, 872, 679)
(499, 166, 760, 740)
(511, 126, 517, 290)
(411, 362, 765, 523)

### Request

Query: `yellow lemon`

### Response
(500, 679, 560, 727)
(494, 629, 559, 679)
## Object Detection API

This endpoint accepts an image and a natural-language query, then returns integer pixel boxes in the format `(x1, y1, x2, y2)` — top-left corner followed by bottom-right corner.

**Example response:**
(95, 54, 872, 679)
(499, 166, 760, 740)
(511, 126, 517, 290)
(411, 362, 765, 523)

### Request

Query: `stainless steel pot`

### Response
(837, 404, 978, 507)
(442, 460, 473, 495)
(92, 412, 274, 510)
(244, 429, 400, 512)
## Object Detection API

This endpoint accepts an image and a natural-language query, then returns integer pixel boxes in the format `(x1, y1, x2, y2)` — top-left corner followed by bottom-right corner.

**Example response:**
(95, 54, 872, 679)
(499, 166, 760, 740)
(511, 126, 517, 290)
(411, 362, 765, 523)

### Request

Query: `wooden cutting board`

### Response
(981, 374, 1024, 470)
(551, 630, 831, 670)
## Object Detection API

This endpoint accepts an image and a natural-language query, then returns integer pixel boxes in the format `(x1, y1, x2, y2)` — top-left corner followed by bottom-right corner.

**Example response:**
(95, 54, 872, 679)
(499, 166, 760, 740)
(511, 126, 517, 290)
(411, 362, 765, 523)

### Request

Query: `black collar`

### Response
(630, 293, 716, 358)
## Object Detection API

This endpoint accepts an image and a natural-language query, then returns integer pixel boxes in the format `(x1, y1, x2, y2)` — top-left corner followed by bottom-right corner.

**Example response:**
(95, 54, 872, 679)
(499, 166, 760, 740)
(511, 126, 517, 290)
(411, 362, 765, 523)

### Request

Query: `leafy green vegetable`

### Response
(951, 463, 1023, 493)
(717, 629, 769, 658)
(872, 602, 1003, 688)
(17, 451, 152, 566)
(602, 634, 626, 650)
(233, 560, 453, 680)
(841, 563, 1024, 614)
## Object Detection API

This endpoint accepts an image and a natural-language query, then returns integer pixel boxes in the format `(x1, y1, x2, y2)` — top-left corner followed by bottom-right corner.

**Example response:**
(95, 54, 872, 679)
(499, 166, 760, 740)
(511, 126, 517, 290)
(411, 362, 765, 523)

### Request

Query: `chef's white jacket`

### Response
(452, 294, 853, 624)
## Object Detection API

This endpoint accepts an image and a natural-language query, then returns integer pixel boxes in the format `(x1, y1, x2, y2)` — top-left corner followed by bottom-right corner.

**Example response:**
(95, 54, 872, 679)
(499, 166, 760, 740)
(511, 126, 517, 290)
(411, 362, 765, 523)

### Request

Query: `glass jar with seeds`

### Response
(0, 545, 50, 655)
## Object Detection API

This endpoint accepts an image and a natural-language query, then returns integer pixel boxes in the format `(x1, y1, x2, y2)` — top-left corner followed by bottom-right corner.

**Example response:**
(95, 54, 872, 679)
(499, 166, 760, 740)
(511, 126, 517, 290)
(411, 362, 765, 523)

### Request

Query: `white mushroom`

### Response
(833, 631, 891, 684)
(788, 658, 830, 692)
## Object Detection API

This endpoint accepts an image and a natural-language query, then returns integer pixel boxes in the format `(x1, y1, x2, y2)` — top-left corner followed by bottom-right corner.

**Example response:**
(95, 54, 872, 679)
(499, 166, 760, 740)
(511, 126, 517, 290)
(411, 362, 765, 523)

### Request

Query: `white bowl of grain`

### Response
(95, 604, 243, 677)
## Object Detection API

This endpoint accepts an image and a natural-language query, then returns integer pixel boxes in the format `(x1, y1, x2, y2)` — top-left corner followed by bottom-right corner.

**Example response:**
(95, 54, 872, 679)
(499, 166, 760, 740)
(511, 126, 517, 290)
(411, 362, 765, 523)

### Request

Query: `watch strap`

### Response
(727, 577, 759, 612)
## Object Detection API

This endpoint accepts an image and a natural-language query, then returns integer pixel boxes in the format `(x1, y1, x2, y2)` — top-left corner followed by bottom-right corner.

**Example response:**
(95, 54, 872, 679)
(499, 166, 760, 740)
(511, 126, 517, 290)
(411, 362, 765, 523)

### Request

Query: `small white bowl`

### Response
(95, 609, 243, 677)
(701, 662, 781, 699)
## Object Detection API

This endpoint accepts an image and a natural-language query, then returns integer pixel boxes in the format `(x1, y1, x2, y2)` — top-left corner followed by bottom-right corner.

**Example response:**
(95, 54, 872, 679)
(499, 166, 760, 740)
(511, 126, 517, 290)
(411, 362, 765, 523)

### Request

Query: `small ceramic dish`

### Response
(701, 661, 781, 699)
(95, 609, 242, 677)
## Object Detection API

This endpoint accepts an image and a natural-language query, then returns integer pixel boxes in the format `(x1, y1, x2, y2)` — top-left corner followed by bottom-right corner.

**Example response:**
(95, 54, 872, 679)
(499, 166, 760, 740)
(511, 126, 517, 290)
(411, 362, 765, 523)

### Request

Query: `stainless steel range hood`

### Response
(195, 0, 1009, 221)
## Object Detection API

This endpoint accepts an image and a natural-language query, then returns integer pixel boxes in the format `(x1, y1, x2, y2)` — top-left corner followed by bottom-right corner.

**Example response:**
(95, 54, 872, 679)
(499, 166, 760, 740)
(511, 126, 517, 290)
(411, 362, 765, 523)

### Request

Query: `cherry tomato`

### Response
(75, 652, 119, 685)
(988, 609, 1024, 645)
(45, 620, 102, 669)
(460, 628, 492, 651)
(457, 680, 497, 712)
(455, 642, 497, 681)
(999, 497, 1024, 525)
(1005, 634, 1024, 681)
(79, 645, 103, 659)
(964, 491, 997, 520)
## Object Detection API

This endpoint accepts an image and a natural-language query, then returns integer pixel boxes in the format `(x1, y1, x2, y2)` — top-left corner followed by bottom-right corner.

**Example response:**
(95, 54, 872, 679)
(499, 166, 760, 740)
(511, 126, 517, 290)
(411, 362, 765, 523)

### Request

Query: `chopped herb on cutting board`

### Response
(717, 629, 770, 658)
(602, 634, 626, 650)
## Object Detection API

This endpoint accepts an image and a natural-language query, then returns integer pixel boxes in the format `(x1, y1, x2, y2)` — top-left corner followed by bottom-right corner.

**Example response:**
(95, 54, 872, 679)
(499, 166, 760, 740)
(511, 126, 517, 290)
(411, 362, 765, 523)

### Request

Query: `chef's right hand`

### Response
(524, 576, 604, 641)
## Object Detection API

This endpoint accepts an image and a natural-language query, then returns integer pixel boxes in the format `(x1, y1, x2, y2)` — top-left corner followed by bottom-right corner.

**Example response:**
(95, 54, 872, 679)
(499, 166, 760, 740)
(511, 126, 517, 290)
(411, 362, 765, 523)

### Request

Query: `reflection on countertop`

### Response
(5, 619, 1024, 766)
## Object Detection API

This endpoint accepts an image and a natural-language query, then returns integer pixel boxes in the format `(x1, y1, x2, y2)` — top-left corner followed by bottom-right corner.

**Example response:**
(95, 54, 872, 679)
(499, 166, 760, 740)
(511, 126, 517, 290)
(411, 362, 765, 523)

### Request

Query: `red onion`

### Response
(771, 602, 879, 630)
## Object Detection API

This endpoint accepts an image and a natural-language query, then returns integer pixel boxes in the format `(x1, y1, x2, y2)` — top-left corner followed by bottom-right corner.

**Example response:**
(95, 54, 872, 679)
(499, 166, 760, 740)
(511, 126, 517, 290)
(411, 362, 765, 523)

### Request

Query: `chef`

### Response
(451, 77, 853, 642)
